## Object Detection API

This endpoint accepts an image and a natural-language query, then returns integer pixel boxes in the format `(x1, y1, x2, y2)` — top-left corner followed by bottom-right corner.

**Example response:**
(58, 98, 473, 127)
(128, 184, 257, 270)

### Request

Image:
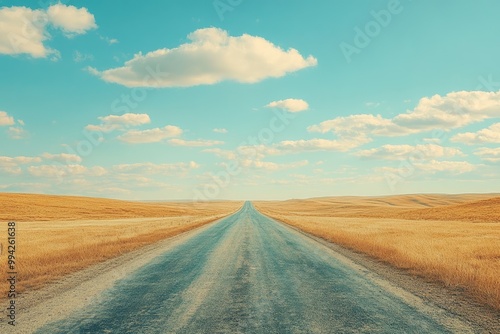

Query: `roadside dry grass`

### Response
(254, 194, 500, 310)
(0, 193, 236, 221)
(0, 193, 242, 298)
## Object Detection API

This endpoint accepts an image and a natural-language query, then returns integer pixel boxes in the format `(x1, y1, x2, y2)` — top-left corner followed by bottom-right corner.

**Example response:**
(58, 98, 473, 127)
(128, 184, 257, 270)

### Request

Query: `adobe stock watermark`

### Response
(339, 0, 408, 64)
(213, 0, 243, 21)
(192, 109, 295, 202)
(476, 74, 500, 91)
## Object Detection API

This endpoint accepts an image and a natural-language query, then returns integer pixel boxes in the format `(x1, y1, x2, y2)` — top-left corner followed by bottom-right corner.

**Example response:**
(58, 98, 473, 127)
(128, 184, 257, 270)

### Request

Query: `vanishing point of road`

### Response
(36, 202, 463, 333)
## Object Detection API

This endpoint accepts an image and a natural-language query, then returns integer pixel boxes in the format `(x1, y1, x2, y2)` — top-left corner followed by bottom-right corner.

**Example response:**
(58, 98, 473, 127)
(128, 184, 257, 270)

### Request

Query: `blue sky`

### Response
(1, 0, 499, 200)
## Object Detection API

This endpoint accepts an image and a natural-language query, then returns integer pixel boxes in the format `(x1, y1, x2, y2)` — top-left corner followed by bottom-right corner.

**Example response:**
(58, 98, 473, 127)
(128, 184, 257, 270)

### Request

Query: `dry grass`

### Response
(0, 193, 242, 298)
(255, 194, 500, 310)
(0, 192, 237, 221)
(265, 194, 500, 222)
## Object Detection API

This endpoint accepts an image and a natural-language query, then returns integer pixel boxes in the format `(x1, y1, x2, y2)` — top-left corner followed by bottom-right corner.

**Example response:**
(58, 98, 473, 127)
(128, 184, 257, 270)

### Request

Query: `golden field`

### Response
(0, 193, 242, 297)
(0, 193, 239, 221)
(255, 194, 500, 310)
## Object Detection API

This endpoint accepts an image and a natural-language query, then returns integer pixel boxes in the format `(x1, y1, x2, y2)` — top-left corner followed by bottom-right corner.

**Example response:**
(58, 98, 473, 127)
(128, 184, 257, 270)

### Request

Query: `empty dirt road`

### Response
(31, 202, 473, 333)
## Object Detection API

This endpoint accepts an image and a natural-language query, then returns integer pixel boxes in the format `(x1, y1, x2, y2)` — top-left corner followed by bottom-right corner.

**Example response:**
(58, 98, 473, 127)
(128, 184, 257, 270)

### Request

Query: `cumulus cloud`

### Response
(29, 164, 106, 179)
(2, 114, 28, 139)
(118, 125, 183, 144)
(308, 114, 416, 138)
(0, 111, 15, 126)
(27, 164, 105, 178)
(309, 90, 500, 140)
(240, 159, 308, 171)
(86, 113, 151, 132)
(0, 4, 96, 58)
(393, 91, 500, 130)
(205, 137, 370, 163)
(412, 160, 476, 174)
(355, 144, 464, 160)
(266, 99, 309, 113)
(7, 126, 28, 139)
(474, 147, 500, 163)
(274, 138, 369, 153)
(0, 155, 41, 174)
(168, 138, 224, 147)
(0, 6, 51, 58)
(113, 161, 199, 174)
(46, 4, 97, 36)
(89, 27, 317, 88)
(41, 153, 82, 164)
(203, 148, 237, 160)
(0, 156, 41, 165)
(451, 123, 500, 145)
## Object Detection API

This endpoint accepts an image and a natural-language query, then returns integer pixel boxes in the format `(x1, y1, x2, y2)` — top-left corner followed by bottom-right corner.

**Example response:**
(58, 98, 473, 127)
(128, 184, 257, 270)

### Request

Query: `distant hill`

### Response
(0, 193, 232, 221)
(261, 194, 500, 222)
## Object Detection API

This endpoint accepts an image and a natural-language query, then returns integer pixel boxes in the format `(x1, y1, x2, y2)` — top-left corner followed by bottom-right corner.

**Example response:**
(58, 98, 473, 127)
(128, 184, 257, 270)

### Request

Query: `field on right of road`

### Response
(254, 194, 500, 310)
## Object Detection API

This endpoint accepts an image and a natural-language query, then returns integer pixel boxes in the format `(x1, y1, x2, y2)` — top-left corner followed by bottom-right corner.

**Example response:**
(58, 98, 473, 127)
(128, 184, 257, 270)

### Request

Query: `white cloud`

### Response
(308, 114, 414, 138)
(99, 35, 118, 45)
(235, 145, 281, 160)
(203, 148, 237, 160)
(422, 138, 441, 144)
(0, 166, 22, 175)
(73, 50, 94, 62)
(241, 159, 309, 171)
(451, 123, 500, 145)
(7, 126, 28, 139)
(274, 137, 371, 153)
(0, 156, 41, 165)
(0, 155, 41, 174)
(113, 161, 199, 174)
(0, 111, 15, 126)
(365, 102, 381, 108)
(309, 90, 500, 140)
(27, 164, 84, 177)
(1, 112, 27, 139)
(86, 113, 151, 132)
(0, 6, 51, 58)
(205, 138, 369, 163)
(46, 4, 97, 36)
(27, 164, 106, 178)
(474, 147, 500, 163)
(266, 99, 309, 113)
(393, 91, 500, 130)
(412, 160, 476, 174)
(168, 138, 224, 147)
(118, 125, 183, 144)
(89, 166, 107, 176)
(355, 144, 464, 160)
(89, 27, 317, 88)
(0, 5, 96, 58)
(42, 153, 82, 164)
(213, 128, 228, 134)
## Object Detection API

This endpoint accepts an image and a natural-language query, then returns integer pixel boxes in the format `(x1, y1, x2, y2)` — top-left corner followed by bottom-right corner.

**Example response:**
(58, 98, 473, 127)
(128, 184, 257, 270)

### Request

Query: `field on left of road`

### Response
(0, 193, 242, 298)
